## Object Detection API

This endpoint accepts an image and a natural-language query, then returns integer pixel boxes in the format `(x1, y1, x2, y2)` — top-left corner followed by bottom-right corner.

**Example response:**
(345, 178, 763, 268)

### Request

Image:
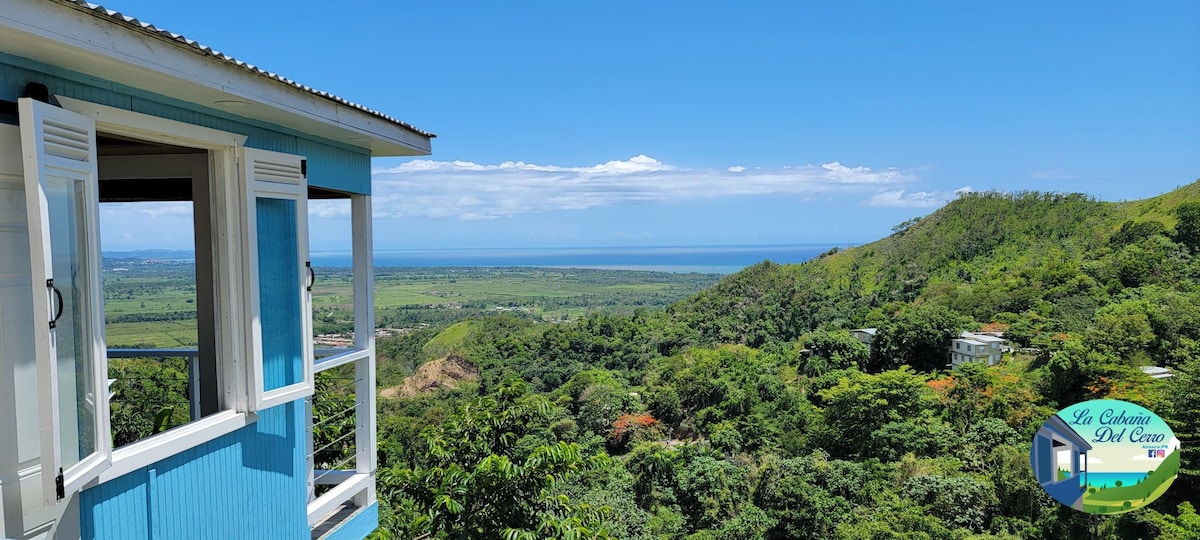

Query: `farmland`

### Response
(101, 259, 721, 348)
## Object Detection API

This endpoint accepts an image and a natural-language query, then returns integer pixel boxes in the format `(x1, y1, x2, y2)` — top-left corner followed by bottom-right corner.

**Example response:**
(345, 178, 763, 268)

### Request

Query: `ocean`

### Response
(309, 244, 841, 274)
(1086, 472, 1150, 489)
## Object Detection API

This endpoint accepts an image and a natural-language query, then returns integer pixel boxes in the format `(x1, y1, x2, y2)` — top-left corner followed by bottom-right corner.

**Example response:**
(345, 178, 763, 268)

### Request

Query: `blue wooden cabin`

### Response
(1031, 414, 1092, 510)
(0, 1, 433, 538)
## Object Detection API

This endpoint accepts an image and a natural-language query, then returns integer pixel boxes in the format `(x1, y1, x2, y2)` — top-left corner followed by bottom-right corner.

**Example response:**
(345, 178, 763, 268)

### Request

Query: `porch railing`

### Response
(106, 348, 200, 447)
(306, 347, 373, 532)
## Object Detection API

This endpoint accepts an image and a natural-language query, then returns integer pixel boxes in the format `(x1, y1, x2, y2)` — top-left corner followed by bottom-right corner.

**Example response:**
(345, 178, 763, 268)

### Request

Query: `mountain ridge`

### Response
(670, 181, 1200, 352)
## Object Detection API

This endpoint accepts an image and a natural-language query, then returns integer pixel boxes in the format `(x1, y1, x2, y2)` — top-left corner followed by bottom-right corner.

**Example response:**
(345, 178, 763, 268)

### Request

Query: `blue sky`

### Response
(96, 1, 1200, 251)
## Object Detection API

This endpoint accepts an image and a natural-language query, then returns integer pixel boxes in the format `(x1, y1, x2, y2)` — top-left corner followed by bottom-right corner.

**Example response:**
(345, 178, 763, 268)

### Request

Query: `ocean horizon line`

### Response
(103, 243, 848, 274)
(103, 242, 857, 256)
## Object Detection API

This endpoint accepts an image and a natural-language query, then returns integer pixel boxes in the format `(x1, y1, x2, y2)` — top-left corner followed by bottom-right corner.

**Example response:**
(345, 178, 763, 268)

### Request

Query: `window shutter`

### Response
(241, 148, 313, 411)
(17, 97, 111, 504)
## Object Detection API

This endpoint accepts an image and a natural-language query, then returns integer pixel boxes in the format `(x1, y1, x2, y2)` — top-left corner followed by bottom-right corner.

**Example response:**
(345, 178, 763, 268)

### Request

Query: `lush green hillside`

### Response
(372, 183, 1200, 540)
(672, 185, 1200, 361)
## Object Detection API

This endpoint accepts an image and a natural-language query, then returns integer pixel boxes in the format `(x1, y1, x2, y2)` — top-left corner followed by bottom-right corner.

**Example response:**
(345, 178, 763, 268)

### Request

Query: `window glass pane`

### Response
(257, 196, 302, 390)
(308, 198, 353, 348)
(45, 174, 97, 468)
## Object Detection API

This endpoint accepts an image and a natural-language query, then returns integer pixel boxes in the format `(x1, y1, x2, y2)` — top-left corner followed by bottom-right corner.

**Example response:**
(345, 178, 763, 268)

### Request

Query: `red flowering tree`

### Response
(609, 413, 664, 449)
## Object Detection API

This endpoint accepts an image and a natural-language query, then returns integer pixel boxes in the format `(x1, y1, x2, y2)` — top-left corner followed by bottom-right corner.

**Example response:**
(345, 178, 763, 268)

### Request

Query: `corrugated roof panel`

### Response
(52, 0, 435, 139)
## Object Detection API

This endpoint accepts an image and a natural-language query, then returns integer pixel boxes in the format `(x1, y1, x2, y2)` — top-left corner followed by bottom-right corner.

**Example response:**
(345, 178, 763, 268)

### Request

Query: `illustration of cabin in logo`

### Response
(1031, 414, 1093, 509)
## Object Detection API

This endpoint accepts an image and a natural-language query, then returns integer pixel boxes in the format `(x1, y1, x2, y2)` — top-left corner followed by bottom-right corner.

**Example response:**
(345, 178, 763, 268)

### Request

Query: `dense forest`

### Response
(370, 183, 1200, 539)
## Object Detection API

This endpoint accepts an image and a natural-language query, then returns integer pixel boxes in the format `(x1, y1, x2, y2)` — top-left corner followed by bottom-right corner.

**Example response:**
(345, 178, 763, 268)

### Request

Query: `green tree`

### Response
(803, 330, 870, 372)
(900, 473, 999, 533)
(872, 304, 969, 372)
(816, 367, 935, 458)
(1084, 299, 1156, 362)
(1172, 201, 1200, 252)
(677, 456, 750, 531)
(377, 383, 617, 538)
(1111, 219, 1168, 247)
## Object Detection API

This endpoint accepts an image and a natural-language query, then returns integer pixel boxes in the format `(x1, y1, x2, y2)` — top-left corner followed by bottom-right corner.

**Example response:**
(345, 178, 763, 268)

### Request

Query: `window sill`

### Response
(96, 410, 258, 484)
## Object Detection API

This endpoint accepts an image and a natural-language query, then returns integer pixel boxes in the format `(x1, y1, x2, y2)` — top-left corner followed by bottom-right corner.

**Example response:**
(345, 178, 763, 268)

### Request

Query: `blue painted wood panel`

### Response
(81, 402, 308, 540)
(324, 503, 379, 540)
(256, 197, 302, 390)
(0, 53, 371, 194)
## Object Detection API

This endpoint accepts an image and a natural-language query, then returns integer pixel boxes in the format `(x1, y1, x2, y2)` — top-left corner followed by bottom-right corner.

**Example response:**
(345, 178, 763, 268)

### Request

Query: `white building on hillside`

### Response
(950, 332, 1007, 366)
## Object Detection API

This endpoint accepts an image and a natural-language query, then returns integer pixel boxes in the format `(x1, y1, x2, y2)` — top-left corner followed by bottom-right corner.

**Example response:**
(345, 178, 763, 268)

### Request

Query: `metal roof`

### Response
(53, 0, 435, 139)
(962, 332, 1005, 343)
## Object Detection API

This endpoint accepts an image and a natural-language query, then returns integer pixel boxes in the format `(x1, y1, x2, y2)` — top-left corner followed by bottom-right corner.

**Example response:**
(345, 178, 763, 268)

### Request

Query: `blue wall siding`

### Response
(324, 503, 379, 540)
(0, 53, 371, 194)
(81, 402, 308, 540)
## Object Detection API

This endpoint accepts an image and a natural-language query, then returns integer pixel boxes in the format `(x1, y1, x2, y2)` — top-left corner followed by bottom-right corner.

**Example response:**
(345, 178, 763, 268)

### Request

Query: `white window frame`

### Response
(0, 122, 65, 535)
(6, 95, 370, 536)
(306, 194, 376, 526)
(241, 148, 315, 411)
(18, 97, 111, 505)
(52, 96, 258, 483)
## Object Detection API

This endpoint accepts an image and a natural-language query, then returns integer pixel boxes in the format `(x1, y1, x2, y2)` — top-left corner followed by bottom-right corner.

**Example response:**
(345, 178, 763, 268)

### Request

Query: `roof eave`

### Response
(0, 0, 432, 157)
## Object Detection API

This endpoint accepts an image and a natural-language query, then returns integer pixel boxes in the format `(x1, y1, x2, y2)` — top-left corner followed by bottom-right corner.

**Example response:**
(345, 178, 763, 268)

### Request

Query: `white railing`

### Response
(107, 348, 201, 422)
(306, 347, 374, 530)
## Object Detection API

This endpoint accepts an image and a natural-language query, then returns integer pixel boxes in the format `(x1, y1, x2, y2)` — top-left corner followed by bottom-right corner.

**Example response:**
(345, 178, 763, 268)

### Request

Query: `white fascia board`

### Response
(0, 0, 431, 157)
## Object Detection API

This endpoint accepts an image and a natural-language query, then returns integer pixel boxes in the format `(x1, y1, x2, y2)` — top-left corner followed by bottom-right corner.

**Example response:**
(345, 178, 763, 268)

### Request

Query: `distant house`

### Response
(0, 1, 433, 539)
(950, 332, 1007, 366)
(849, 328, 877, 356)
(1031, 414, 1092, 510)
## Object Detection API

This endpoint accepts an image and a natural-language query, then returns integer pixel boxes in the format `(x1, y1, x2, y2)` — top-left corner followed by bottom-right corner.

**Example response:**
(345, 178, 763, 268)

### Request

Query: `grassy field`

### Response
(1080, 448, 1180, 514)
(102, 261, 721, 348)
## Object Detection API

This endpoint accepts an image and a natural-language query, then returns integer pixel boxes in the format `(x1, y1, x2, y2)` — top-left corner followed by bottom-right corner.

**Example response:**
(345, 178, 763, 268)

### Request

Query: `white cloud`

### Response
(309, 200, 351, 219)
(862, 189, 954, 208)
(1087, 456, 1103, 464)
(100, 201, 192, 218)
(370, 155, 914, 220)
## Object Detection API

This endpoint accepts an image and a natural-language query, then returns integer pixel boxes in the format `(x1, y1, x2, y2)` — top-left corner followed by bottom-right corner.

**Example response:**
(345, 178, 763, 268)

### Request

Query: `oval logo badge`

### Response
(1030, 399, 1179, 514)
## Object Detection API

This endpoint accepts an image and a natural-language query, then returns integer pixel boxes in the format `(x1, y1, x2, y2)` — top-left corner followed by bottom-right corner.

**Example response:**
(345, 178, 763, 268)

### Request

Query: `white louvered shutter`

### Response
(18, 97, 111, 504)
(241, 148, 313, 411)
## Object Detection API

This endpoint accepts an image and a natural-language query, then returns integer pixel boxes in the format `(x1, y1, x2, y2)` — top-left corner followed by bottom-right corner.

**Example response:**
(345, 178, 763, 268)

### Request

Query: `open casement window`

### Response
(242, 148, 314, 410)
(18, 97, 111, 504)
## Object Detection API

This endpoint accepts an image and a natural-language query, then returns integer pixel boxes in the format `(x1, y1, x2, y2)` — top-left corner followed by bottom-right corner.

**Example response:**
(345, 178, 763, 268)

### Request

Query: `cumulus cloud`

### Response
(309, 199, 352, 219)
(100, 201, 192, 218)
(862, 189, 956, 208)
(369, 155, 914, 220)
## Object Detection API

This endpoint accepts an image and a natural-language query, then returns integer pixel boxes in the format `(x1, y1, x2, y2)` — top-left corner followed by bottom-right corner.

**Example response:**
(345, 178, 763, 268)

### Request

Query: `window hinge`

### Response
(300, 159, 307, 178)
(55, 468, 64, 500)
